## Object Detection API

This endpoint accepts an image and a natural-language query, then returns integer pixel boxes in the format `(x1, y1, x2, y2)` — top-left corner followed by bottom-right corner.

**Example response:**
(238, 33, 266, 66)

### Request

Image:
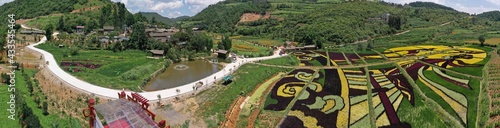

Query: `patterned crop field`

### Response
(261, 45, 488, 127)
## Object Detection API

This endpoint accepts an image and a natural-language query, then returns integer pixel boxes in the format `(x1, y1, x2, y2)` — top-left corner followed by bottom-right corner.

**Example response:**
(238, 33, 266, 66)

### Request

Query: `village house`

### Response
(20, 30, 44, 34)
(99, 36, 110, 48)
(113, 36, 130, 42)
(148, 32, 174, 43)
(76, 26, 85, 34)
(98, 26, 115, 35)
(148, 50, 165, 58)
(217, 49, 229, 59)
(368, 13, 391, 23)
(166, 27, 179, 33)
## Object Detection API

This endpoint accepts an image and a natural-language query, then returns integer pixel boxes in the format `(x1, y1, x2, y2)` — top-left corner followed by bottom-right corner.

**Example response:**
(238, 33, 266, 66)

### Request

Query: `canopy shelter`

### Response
(222, 75, 233, 85)
(94, 99, 159, 128)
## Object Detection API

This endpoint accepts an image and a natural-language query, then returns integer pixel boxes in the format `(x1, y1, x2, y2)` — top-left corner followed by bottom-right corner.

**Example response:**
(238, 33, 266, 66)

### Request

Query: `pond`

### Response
(144, 60, 221, 91)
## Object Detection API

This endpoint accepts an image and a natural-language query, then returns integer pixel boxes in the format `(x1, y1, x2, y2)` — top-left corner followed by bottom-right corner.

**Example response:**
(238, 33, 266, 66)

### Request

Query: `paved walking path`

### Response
(24, 27, 286, 100)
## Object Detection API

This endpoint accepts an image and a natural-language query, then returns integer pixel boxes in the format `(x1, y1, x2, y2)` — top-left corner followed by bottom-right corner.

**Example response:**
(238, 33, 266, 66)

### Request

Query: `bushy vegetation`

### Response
(8, 69, 82, 128)
(260, 55, 299, 66)
(477, 11, 500, 21)
(188, 1, 466, 46)
(187, 0, 270, 33)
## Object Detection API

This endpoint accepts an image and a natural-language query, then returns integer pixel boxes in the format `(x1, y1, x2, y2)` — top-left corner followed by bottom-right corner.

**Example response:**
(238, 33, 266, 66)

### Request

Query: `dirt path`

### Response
(220, 96, 246, 128)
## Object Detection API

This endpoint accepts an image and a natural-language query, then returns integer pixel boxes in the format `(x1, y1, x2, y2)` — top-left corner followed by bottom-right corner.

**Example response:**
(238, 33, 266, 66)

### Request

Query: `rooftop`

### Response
(149, 50, 164, 55)
(94, 99, 159, 128)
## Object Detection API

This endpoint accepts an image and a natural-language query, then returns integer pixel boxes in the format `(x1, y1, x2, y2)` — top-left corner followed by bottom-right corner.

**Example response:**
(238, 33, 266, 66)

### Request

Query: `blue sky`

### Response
(0, 0, 499, 18)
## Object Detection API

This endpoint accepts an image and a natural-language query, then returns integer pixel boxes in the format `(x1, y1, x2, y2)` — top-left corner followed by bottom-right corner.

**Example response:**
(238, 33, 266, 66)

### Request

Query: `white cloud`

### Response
(189, 5, 204, 13)
(151, 0, 184, 11)
(0, 0, 13, 6)
(186, 0, 223, 6)
(451, 3, 498, 14)
(486, 0, 500, 6)
(167, 11, 183, 18)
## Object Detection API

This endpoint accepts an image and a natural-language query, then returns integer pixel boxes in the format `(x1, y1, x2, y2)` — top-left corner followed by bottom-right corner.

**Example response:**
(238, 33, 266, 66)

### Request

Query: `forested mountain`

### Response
(407, 1, 456, 11)
(139, 12, 189, 25)
(187, 0, 270, 33)
(187, 0, 466, 45)
(477, 11, 500, 21)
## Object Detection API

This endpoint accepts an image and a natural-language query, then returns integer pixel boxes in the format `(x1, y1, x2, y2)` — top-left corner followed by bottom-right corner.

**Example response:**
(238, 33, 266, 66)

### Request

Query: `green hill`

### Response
(139, 12, 174, 24)
(137, 12, 190, 25)
(477, 11, 500, 21)
(407, 1, 456, 11)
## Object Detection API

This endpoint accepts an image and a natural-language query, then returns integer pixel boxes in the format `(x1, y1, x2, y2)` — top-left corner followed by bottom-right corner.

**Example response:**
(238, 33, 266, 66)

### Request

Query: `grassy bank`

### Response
(0, 84, 21, 127)
(196, 64, 290, 127)
(13, 69, 81, 127)
(259, 55, 299, 66)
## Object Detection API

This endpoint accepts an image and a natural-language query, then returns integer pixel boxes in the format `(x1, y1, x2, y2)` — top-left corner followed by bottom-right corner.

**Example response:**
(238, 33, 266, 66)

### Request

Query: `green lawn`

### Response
(197, 64, 291, 128)
(259, 55, 299, 66)
(36, 42, 164, 91)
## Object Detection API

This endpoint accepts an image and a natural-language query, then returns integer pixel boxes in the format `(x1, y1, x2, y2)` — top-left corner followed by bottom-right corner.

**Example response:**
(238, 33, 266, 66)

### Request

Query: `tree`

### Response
(57, 16, 65, 31)
(222, 35, 232, 50)
(388, 15, 402, 30)
(113, 5, 120, 29)
(42, 102, 49, 115)
(367, 40, 374, 50)
(125, 13, 136, 27)
(13, 24, 21, 31)
(151, 16, 156, 24)
(478, 35, 486, 46)
(100, 5, 111, 27)
(157, 94, 161, 106)
(45, 24, 53, 41)
(1, 73, 9, 84)
(128, 23, 148, 50)
(85, 20, 98, 34)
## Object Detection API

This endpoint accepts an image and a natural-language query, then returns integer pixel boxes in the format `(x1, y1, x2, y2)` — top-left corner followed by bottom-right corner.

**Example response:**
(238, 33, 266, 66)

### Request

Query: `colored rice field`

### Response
(254, 45, 489, 127)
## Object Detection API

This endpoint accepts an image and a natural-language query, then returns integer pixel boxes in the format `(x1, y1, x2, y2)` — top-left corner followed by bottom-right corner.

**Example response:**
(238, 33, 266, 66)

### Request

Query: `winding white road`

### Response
(24, 26, 285, 100)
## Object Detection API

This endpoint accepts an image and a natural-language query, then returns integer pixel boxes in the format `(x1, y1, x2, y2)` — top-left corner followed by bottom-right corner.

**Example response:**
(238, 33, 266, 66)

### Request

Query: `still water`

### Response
(144, 60, 221, 91)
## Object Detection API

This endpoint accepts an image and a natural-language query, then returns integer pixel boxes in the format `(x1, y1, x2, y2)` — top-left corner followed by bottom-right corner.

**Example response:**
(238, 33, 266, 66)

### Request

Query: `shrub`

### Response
(70, 47, 79, 56)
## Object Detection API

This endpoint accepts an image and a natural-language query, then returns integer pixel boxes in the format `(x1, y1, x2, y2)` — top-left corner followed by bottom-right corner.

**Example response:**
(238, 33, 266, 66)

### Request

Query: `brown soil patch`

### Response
(262, 11, 271, 19)
(71, 6, 102, 13)
(239, 13, 262, 23)
(16, 19, 32, 26)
